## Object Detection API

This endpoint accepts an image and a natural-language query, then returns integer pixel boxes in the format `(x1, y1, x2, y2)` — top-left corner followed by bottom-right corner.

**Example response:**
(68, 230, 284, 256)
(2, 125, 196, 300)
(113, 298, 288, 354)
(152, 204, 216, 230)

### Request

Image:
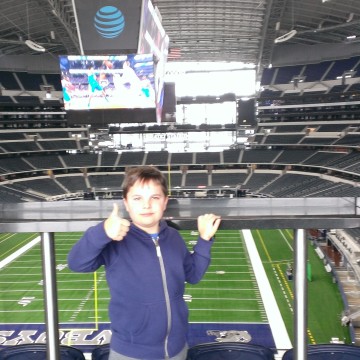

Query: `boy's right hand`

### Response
(104, 203, 131, 241)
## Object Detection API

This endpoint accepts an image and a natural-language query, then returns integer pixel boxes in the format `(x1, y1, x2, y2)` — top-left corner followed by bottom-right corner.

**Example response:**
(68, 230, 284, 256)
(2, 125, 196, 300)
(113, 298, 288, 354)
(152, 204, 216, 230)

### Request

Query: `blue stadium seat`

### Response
(187, 342, 275, 360)
(91, 344, 110, 360)
(0, 344, 85, 360)
(282, 344, 360, 360)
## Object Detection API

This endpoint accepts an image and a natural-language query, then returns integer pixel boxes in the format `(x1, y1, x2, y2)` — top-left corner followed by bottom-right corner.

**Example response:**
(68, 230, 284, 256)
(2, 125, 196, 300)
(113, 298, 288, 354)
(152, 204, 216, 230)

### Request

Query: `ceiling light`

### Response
(274, 30, 297, 43)
(337, 70, 355, 79)
(25, 39, 45, 52)
(347, 13, 354, 22)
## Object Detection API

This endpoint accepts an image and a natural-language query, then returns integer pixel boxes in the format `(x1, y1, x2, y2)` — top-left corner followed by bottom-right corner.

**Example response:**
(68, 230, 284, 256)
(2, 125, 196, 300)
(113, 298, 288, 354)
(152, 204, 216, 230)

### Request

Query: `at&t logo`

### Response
(94, 6, 125, 38)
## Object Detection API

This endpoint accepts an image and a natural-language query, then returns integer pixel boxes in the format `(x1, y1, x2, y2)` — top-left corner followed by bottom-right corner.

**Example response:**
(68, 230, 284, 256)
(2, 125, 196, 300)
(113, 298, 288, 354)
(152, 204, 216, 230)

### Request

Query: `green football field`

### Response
(0, 229, 350, 347)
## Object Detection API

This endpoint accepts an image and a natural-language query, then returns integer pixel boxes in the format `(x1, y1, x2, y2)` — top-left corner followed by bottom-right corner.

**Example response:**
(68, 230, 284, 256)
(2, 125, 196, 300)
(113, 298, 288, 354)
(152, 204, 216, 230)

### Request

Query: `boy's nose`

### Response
(143, 200, 151, 208)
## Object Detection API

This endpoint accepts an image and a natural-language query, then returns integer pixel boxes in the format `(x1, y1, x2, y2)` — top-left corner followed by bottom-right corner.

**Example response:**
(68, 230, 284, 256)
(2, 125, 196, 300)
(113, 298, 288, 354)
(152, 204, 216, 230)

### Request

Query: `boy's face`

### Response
(123, 179, 168, 234)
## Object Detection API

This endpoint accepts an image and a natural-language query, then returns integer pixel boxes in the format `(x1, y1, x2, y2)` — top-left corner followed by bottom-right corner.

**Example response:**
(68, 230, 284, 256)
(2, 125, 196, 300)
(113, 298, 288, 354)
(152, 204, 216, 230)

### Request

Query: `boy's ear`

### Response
(123, 198, 129, 212)
(163, 195, 169, 209)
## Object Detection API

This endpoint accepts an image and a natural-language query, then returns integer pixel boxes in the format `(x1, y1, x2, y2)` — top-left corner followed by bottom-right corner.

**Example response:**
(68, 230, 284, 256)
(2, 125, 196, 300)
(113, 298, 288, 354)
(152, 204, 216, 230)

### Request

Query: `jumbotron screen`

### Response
(59, 53, 156, 111)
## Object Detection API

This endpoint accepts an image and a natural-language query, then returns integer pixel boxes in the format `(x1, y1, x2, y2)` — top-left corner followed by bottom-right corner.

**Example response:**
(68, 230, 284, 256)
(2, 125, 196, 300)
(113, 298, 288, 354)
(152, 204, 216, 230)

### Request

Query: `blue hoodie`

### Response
(67, 220, 213, 359)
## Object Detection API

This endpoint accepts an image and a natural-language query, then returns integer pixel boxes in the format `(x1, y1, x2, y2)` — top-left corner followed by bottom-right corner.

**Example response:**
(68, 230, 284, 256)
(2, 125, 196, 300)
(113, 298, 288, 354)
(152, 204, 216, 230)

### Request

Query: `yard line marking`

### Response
(189, 308, 263, 312)
(0, 236, 41, 270)
(190, 321, 264, 324)
(211, 251, 245, 254)
(7, 259, 42, 263)
(200, 279, 254, 282)
(190, 297, 265, 301)
(58, 278, 100, 282)
(0, 289, 43, 293)
(206, 271, 252, 274)
(58, 297, 109, 301)
(279, 229, 293, 251)
(0, 233, 18, 245)
(0, 308, 109, 314)
(243, 229, 292, 350)
(209, 264, 249, 267)
(0, 281, 42, 284)
(0, 279, 96, 284)
(211, 257, 247, 260)
(66, 272, 104, 325)
(0, 274, 41, 276)
(187, 288, 257, 291)
(2, 266, 42, 269)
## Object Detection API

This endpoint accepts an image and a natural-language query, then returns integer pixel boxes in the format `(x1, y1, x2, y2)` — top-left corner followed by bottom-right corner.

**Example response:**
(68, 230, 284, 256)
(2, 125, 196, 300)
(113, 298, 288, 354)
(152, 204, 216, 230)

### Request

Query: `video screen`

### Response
(59, 54, 156, 111)
(138, 0, 169, 123)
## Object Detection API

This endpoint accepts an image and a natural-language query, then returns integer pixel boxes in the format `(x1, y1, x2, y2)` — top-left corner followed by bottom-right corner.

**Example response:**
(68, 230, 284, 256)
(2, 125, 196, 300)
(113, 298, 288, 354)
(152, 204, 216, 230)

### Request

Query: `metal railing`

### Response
(1, 197, 359, 360)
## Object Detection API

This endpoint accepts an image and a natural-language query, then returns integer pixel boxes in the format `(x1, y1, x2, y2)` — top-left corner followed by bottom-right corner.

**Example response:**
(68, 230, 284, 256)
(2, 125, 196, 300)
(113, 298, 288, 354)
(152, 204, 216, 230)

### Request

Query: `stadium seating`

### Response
(323, 57, 360, 81)
(186, 342, 275, 360)
(92, 342, 278, 360)
(0, 344, 85, 360)
(170, 152, 194, 165)
(244, 173, 280, 193)
(145, 150, 170, 165)
(0, 157, 35, 174)
(91, 344, 110, 360)
(274, 65, 304, 85)
(302, 62, 332, 82)
(15, 73, 44, 91)
(100, 152, 120, 167)
(194, 151, 221, 164)
(0, 72, 21, 90)
(281, 344, 360, 359)
(118, 151, 145, 166)
(211, 171, 247, 187)
(185, 172, 209, 187)
(275, 149, 315, 164)
(88, 174, 124, 189)
(223, 149, 241, 163)
(300, 137, 338, 145)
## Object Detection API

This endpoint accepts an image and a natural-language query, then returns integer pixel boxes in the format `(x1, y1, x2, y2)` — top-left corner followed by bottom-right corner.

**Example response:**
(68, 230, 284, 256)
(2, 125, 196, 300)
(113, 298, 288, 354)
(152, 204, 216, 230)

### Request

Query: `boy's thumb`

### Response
(111, 203, 119, 218)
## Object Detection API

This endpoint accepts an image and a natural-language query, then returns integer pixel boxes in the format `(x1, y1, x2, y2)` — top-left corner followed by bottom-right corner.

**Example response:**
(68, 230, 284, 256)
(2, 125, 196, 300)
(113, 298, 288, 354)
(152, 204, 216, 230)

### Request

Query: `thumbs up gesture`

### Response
(104, 203, 131, 241)
(197, 213, 221, 241)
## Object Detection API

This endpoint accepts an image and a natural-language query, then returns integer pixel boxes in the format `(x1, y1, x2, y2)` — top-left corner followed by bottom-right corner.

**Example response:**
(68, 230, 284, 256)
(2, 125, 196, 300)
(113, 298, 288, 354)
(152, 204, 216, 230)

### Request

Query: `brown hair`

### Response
(122, 166, 168, 199)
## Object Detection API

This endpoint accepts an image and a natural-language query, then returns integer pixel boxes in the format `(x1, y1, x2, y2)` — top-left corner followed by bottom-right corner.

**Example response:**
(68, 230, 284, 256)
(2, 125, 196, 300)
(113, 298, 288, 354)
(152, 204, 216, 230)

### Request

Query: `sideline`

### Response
(242, 229, 292, 353)
(0, 236, 41, 270)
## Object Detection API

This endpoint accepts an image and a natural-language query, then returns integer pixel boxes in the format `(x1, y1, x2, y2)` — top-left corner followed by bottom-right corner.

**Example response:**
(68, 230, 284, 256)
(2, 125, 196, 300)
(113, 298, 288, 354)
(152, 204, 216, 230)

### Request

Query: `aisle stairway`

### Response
(329, 264, 360, 345)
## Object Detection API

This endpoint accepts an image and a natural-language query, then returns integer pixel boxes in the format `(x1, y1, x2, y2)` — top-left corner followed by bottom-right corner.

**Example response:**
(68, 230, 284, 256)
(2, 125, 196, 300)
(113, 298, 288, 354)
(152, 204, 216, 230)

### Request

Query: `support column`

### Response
(41, 232, 61, 360)
(294, 228, 308, 360)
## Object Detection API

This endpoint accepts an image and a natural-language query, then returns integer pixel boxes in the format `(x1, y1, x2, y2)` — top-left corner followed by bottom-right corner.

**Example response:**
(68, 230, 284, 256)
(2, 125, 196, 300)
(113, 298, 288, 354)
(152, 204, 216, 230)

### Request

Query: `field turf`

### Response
(0, 229, 350, 348)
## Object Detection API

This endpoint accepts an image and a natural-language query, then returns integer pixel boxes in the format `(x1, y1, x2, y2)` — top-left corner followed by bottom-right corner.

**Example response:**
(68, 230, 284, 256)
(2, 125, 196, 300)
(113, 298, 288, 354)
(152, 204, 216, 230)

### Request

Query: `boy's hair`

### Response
(122, 166, 168, 199)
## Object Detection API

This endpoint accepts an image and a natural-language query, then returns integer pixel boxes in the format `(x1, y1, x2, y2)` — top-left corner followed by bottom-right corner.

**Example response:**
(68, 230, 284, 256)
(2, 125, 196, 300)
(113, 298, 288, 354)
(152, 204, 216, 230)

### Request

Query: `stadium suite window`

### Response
(164, 62, 256, 97)
(175, 102, 237, 125)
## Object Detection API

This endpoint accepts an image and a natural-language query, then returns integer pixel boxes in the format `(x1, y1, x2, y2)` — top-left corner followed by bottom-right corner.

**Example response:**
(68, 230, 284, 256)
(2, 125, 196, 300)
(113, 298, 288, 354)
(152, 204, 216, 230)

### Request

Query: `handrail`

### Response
(0, 197, 359, 232)
(0, 197, 359, 360)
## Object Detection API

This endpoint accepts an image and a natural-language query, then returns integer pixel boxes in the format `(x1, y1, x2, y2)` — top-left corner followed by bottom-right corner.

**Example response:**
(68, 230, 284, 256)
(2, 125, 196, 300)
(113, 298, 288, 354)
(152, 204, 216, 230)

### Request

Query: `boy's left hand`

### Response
(197, 214, 221, 241)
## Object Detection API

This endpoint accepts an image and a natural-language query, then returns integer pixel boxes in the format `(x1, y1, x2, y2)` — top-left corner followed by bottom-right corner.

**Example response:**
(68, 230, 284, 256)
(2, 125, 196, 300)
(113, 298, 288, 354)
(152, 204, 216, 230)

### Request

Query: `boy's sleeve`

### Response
(67, 221, 113, 273)
(184, 236, 214, 284)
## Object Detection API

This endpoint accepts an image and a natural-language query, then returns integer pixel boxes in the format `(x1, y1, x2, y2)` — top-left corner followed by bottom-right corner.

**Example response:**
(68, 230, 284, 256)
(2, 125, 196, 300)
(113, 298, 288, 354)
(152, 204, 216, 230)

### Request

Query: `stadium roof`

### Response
(1, 0, 360, 74)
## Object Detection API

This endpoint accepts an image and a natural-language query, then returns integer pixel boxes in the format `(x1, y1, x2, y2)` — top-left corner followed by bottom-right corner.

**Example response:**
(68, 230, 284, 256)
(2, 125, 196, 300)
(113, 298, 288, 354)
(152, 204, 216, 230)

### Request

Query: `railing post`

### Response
(41, 232, 61, 360)
(294, 228, 308, 360)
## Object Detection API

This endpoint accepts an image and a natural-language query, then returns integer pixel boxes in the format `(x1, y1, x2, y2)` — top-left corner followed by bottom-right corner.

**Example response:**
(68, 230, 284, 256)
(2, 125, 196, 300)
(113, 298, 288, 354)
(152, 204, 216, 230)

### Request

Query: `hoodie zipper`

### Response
(153, 236, 171, 360)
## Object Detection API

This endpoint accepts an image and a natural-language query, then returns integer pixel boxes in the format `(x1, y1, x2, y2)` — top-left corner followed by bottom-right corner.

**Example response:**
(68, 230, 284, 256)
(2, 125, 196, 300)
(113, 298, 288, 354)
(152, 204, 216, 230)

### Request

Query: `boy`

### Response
(67, 166, 221, 360)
